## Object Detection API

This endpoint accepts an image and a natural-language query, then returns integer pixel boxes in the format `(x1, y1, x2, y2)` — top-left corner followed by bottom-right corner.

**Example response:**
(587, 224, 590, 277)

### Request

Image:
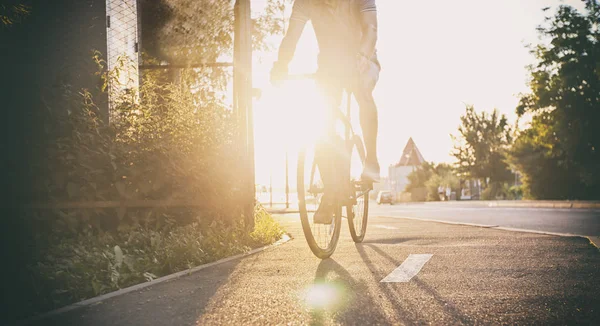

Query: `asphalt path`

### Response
(28, 212, 600, 326)
(369, 201, 600, 237)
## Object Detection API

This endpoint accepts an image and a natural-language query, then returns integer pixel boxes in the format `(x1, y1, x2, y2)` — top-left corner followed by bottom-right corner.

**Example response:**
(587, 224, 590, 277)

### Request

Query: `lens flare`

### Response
(302, 281, 348, 311)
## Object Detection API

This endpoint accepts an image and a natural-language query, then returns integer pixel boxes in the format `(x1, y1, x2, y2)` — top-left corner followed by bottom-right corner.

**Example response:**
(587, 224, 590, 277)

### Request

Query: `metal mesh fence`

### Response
(106, 0, 141, 118)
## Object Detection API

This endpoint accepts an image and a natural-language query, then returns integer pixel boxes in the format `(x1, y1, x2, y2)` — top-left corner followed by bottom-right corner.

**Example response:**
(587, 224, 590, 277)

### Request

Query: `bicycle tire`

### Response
(297, 146, 342, 259)
(347, 136, 370, 243)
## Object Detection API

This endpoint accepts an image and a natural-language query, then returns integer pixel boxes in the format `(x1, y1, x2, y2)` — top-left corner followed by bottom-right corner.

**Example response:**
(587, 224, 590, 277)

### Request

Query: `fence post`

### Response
(286, 151, 289, 209)
(234, 0, 255, 229)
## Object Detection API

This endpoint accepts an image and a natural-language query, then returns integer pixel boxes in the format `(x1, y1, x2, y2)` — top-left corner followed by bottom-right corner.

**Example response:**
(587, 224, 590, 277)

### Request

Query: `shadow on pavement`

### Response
(361, 237, 421, 245)
(30, 259, 241, 326)
(306, 258, 389, 325)
(363, 244, 473, 325)
(353, 245, 422, 325)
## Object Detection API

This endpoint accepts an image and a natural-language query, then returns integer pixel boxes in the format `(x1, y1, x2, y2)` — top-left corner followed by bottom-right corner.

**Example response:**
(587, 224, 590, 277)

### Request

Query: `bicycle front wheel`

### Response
(297, 145, 342, 259)
(347, 135, 370, 243)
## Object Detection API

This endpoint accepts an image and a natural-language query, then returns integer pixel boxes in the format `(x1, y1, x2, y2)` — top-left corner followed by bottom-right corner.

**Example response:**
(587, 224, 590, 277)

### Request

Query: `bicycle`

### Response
(286, 73, 372, 259)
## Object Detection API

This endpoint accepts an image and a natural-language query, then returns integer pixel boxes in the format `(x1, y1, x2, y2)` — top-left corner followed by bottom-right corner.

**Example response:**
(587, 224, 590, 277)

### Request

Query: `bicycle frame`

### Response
(288, 73, 372, 257)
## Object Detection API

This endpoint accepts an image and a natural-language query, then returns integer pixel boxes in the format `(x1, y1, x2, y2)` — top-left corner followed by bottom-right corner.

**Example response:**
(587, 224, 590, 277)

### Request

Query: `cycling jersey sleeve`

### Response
(360, 0, 376, 13)
(291, 0, 311, 23)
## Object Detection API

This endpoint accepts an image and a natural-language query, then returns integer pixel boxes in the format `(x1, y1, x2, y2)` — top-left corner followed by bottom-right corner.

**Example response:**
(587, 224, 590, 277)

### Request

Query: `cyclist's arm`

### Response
(276, 2, 309, 67)
(358, 1, 378, 58)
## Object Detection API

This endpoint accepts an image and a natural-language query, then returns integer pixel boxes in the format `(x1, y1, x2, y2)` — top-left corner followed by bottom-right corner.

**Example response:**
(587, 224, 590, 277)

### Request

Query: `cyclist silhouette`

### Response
(271, 0, 380, 223)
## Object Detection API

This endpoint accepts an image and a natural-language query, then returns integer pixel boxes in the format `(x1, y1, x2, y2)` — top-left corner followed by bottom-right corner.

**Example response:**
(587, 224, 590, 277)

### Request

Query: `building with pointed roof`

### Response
(396, 137, 425, 167)
(388, 138, 426, 197)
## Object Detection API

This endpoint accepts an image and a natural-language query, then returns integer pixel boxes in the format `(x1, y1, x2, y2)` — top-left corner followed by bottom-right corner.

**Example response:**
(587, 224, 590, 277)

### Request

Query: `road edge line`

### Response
(17, 234, 292, 326)
(586, 236, 600, 249)
(378, 215, 498, 228)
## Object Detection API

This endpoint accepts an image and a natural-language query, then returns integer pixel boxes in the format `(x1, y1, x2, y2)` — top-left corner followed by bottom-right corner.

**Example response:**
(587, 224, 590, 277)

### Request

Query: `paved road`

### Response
(29, 213, 600, 326)
(370, 201, 600, 236)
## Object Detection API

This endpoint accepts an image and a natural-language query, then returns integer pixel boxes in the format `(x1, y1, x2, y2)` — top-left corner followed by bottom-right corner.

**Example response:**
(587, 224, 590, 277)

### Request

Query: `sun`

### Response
(251, 20, 373, 189)
(253, 78, 328, 187)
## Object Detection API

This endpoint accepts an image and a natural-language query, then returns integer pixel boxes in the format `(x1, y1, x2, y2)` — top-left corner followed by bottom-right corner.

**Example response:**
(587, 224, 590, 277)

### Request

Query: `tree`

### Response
(140, 0, 285, 87)
(510, 1, 600, 199)
(406, 162, 460, 201)
(405, 162, 434, 193)
(452, 105, 513, 188)
(141, 0, 285, 60)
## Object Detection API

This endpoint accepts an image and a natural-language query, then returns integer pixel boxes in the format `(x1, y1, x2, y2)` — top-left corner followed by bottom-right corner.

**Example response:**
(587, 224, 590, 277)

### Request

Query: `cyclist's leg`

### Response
(313, 76, 344, 223)
(354, 66, 380, 181)
(316, 75, 344, 183)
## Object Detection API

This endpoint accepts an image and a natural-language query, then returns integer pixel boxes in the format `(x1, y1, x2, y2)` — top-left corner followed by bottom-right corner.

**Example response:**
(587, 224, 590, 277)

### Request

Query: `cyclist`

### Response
(271, 0, 380, 223)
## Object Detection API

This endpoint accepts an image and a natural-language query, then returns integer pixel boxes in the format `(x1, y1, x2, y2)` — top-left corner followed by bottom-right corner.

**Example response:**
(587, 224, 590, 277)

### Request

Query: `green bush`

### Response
(22, 205, 283, 318)
(480, 182, 518, 200)
(28, 54, 242, 230)
(424, 172, 460, 201)
(503, 184, 523, 200)
(5, 55, 277, 322)
(480, 187, 494, 200)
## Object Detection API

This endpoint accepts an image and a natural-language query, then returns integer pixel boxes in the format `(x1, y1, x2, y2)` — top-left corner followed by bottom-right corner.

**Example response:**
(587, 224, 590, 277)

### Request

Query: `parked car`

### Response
(376, 191, 393, 205)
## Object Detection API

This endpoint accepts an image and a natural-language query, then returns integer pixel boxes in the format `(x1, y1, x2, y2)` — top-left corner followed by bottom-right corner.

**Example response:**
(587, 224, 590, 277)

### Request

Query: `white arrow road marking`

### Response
(380, 254, 433, 283)
(373, 225, 398, 230)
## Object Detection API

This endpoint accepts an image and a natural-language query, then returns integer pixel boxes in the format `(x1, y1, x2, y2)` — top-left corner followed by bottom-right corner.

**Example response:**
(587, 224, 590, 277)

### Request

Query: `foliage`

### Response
(20, 204, 282, 319)
(406, 162, 460, 201)
(452, 105, 514, 188)
(424, 166, 460, 201)
(506, 185, 524, 200)
(405, 162, 434, 194)
(0, 0, 30, 26)
(250, 205, 285, 245)
(27, 53, 241, 223)
(3, 1, 292, 323)
(509, 1, 600, 199)
(140, 0, 286, 60)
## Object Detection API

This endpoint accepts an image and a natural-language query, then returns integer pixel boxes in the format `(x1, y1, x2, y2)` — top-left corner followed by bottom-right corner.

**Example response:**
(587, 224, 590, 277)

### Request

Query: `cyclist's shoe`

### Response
(313, 198, 334, 224)
(361, 159, 381, 183)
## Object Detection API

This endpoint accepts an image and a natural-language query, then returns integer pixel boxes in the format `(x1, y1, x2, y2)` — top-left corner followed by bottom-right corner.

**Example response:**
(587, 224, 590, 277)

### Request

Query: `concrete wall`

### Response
(2, 0, 109, 118)
(2, 0, 109, 200)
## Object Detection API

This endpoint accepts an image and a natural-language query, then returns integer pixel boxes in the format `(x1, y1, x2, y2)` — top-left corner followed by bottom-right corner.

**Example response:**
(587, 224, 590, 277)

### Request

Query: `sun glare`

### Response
(302, 282, 343, 311)
(260, 79, 328, 151)
(254, 76, 329, 187)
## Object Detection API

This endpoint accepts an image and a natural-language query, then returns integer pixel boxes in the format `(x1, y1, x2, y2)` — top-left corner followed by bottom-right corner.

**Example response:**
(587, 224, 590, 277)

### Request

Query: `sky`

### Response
(249, 0, 587, 187)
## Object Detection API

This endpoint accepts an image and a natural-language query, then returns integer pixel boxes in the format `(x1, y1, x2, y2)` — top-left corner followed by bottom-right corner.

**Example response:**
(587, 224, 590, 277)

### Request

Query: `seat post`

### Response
(345, 91, 352, 140)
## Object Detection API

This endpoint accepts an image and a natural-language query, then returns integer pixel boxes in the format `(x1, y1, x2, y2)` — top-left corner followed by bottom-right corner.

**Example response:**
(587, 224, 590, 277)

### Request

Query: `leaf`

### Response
(123, 256, 136, 272)
(114, 245, 124, 268)
(143, 272, 158, 282)
(91, 279, 102, 295)
(111, 266, 120, 286)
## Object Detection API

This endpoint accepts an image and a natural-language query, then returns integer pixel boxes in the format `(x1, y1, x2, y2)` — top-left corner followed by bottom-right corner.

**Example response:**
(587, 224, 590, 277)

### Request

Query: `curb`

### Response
(386, 200, 600, 209)
(18, 234, 292, 326)
(380, 215, 600, 250)
(487, 201, 600, 209)
(266, 209, 300, 214)
(587, 236, 600, 249)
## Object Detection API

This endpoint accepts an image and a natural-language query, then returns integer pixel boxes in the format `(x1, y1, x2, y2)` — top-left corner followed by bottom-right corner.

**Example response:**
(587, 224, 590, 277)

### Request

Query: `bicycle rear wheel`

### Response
(297, 145, 342, 259)
(347, 135, 370, 243)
